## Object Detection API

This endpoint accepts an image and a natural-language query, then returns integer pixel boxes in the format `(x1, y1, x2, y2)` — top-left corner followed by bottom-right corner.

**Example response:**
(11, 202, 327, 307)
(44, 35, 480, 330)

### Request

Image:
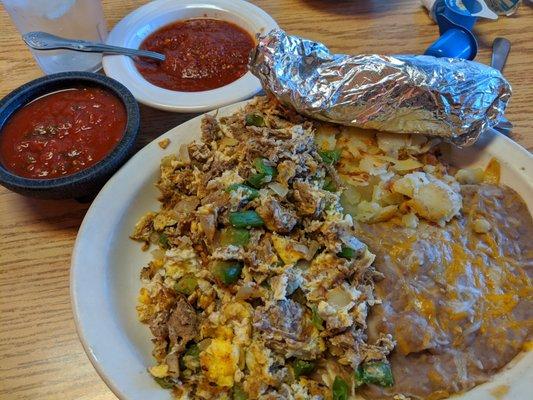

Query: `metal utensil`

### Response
(491, 37, 511, 73)
(490, 37, 512, 136)
(22, 31, 165, 62)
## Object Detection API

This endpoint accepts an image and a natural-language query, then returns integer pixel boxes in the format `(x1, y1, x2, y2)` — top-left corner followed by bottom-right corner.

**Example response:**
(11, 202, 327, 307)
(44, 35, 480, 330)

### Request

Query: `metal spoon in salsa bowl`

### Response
(22, 31, 166, 62)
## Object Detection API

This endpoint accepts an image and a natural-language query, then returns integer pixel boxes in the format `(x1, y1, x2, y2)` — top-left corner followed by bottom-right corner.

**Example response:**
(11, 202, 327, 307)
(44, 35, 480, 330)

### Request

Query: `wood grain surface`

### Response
(0, 1, 531, 399)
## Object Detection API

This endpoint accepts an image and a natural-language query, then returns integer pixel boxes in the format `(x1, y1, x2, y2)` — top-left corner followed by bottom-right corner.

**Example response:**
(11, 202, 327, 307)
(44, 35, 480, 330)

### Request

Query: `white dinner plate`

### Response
(102, 0, 278, 112)
(71, 100, 533, 400)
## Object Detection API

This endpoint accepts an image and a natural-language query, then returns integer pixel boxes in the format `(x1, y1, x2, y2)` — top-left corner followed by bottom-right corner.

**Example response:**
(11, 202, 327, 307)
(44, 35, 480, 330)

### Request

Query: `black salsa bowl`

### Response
(0, 72, 140, 199)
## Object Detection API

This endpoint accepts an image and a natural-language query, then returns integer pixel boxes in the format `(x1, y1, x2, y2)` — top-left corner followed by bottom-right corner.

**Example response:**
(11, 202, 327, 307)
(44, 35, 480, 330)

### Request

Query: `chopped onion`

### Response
(236, 283, 258, 299)
(268, 182, 289, 197)
(178, 144, 190, 162)
(326, 287, 353, 308)
(151, 248, 165, 261)
(149, 231, 160, 244)
(219, 136, 238, 148)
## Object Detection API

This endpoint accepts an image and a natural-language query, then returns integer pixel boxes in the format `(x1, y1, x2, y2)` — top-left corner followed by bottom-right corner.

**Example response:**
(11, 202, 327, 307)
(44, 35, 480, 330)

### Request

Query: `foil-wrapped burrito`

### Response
(249, 29, 512, 145)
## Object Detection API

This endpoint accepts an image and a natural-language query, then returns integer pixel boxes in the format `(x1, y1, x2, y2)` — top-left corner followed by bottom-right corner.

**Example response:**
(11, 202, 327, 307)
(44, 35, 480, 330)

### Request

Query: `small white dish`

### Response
(102, 0, 277, 112)
(71, 99, 533, 400)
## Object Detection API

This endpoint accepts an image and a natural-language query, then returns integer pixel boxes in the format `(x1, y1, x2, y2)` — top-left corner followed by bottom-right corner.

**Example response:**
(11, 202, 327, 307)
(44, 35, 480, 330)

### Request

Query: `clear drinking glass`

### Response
(1, 0, 108, 74)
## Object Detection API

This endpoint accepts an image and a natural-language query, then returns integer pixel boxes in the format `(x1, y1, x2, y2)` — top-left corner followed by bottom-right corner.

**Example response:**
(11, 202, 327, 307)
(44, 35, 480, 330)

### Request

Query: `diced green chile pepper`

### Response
(180, 343, 201, 371)
(226, 183, 259, 200)
(360, 361, 394, 387)
(319, 149, 341, 165)
(247, 158, 277, 188)
(175, 275, 198, 295)
(323, 176, 337, 192)
(212, 260, 243, 284)
(229, 211, 264, 228)
(253, 158, 277, 177)
(232, 385, 248, 400)
(154, 377, 174, 389)
(245, 113, 266, 127)
(310, 305, 324, 331)
(332, 376, 349, 400)
(185, 343, 200, 358)
(338, 245, 358, 259)
(354, 364, 365, 388)
(159, 233, 170, 249)
(293, 359, 316, 379)
(247, 173, 270, 188)
(220, 227, 251, 247)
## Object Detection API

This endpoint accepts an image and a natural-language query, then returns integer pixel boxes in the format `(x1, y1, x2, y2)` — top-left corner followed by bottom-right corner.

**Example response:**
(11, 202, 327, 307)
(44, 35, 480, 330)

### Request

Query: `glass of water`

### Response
(2, 0, 108, 74)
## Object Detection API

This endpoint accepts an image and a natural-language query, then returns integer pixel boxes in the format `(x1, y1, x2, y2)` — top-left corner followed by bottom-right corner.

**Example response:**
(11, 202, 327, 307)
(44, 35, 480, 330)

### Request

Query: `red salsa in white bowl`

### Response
(102, 0, 278, 112)
(135, 19, 255, 92)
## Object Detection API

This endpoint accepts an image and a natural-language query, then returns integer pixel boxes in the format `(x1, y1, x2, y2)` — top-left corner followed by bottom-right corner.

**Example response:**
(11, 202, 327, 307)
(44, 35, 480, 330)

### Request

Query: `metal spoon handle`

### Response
(22, 31, 165, 62)
(491, 37, 511, 73)
(490, 37, 512, 136)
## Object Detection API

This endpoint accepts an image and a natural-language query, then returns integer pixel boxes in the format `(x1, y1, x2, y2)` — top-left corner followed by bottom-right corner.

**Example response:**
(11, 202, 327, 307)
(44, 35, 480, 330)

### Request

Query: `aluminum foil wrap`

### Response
(249, 29, 512, 145)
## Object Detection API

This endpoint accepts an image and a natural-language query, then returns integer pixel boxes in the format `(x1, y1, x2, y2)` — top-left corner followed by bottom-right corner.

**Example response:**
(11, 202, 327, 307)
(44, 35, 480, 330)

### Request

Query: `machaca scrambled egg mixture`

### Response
(131, 97, 527, 400)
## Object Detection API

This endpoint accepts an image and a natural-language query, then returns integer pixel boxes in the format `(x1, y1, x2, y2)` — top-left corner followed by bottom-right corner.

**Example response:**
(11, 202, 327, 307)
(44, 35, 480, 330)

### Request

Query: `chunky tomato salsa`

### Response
(0, 87, 126, 179)
(135, 18, 255, 92)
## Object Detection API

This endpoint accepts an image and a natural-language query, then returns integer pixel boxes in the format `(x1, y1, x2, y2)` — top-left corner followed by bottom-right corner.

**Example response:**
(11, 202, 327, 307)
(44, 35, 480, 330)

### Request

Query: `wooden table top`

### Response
(0, 1, 531, 399)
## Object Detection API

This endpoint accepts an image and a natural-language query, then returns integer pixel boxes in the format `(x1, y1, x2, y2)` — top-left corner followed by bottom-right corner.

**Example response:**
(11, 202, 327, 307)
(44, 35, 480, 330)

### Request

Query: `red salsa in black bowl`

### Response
(0, 72, 140, 199)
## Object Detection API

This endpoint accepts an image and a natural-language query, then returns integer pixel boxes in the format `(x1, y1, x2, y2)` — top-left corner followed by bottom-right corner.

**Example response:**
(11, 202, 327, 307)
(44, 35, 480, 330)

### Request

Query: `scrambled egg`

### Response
(165, 248, 201, 279)
(271, 235, 308, 264)
(150, 364, 169, 378)
(199, 339, 240, 387)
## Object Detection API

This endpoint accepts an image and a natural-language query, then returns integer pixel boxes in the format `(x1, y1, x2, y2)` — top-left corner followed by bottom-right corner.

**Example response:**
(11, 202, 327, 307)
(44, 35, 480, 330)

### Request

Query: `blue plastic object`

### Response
(443, 0, 478, 30)
(425, 27, 476, 59)
(424, 0, 480, 60)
